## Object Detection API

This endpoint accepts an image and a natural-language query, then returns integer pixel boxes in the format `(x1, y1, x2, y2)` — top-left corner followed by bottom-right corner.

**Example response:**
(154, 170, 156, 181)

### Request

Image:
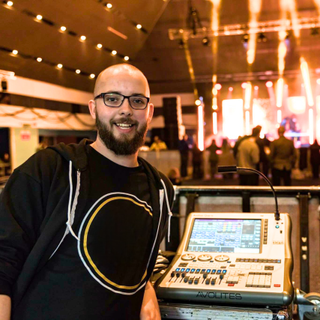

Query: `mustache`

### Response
(111, 117, 138, 125)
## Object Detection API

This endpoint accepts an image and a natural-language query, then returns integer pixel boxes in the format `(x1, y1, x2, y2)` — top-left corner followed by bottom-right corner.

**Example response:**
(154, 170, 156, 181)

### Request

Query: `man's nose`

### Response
(118, 97, 133, 116)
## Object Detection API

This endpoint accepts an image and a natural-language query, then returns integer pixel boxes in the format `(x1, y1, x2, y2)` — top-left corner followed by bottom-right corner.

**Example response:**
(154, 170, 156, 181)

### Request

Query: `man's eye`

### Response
(132, 98, 144, 104)
(106, 96, 119, 102)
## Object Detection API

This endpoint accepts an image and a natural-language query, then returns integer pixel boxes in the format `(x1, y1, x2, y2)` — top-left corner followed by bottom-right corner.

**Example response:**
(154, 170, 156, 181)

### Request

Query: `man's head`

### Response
(89, 64, 154, 155)
(252, 125, 262, 138)
(278, 126, 285, 137)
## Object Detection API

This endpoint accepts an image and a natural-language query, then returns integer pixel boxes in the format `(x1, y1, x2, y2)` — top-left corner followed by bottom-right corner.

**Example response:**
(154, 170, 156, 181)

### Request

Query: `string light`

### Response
(6, 1, 13, 6)
(111, 50, 117, 55)
(60, 26, 67, 32)
(106, 3, 112, 9)
(57, 63, 63, 69)
(124, 56, 129, 61)
(75, 69, 81, 74)
(136, 24, 142, 30)
(36, 15, 43, 21)
(89, 74, 95, 79)
(36, 57, 42, 62)
(96, 43, 103, 49)
(80, 35, 86, 41)
(12, 49, 18, 55)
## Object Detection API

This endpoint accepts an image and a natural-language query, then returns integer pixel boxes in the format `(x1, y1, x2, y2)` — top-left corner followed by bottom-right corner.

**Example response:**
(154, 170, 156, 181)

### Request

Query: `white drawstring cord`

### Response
(66, 161, 79, 240)
(160, 179, 173, 242)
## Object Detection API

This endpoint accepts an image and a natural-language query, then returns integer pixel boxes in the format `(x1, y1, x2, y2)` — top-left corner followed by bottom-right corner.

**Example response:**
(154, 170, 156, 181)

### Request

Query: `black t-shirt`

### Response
(14, 146, 153, 320)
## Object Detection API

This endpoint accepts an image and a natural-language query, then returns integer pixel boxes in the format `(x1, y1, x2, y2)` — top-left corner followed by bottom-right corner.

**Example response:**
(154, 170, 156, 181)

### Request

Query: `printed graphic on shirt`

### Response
(78, 192, 153, 295)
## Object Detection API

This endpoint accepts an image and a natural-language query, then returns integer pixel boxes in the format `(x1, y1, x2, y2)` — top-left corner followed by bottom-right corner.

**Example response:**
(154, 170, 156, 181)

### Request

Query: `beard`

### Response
(95, 112, 148, 155)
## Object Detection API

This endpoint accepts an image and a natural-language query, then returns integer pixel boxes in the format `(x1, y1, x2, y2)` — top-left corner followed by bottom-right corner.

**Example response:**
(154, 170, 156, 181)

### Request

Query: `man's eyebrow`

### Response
(103, 91, 147, 96)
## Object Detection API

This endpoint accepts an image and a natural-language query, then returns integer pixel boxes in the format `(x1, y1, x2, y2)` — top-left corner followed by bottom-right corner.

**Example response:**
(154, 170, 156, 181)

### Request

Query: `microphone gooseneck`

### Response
(217, 165, 280, 221)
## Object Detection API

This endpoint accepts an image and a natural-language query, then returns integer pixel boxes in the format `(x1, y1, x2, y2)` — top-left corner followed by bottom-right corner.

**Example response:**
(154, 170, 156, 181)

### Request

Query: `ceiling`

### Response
(1, 0, 320, 98)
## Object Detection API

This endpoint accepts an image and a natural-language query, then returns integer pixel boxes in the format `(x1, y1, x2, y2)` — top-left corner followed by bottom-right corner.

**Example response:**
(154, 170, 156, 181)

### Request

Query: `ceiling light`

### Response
(80, 35, 86, 41)
(124, 56, 129, 61)
(96, 43, 103, 49)
(36, 15, 43, 21)
(36, 57, 42, 62)
(228, 87, 233, 91)
(106, 3, 112, 9)
(241, 82, 247, 89)
(257, 32, 267, 42)
(136, 24, 142, 30)
(195, 99, 201, 106)
(60, 26, 67, 32)
(90, 74, 95, 79)
(111, 50, 117, 55)
(57, 63, 63, 69)
(214, 83, 222, 90)
(6, 1, 13, 6)
(202, 36, 210, 46)
(254, 86, 259, 90)
(75, 69, 81, 74)
(266, 81, 273, 88)
(12, 49, 18, 55)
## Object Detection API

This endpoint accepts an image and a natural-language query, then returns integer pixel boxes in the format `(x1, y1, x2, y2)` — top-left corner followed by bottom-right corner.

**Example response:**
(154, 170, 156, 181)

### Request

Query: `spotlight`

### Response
(311, 27, 319, 36)
(178, 39, 185, 49)
(266, 81, 273, 88)
(242, 33, 249, 43)
(202, 36, 210, 46)
(257, 32, 267, 42)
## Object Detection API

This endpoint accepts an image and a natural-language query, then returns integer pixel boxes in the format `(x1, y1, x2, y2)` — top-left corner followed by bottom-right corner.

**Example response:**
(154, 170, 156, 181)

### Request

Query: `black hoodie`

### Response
(0, 139, 174, 312)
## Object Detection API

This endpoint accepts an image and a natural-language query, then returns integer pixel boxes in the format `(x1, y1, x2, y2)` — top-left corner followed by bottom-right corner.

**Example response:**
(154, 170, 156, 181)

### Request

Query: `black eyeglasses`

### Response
(94, 92, 150, 110)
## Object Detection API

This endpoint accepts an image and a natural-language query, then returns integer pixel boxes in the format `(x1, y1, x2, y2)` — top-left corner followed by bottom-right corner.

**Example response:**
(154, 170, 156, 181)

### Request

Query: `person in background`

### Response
(167, 167, 182, 185)
(269, 126, 297, 186)
(149, 136, 167, 151)
(178, 134, 190, 179)
(309, 139, 320, 179)
(218, 138, 236, 179)
(0, 64, 174, 320)
(192, 143, 203, 180)
(236, 126, 260, 185)
(206, 139, 220, 179)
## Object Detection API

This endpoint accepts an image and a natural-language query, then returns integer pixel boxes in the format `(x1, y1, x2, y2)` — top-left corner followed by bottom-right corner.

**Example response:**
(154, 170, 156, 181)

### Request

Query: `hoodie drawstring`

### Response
(160, 179, 173, 242)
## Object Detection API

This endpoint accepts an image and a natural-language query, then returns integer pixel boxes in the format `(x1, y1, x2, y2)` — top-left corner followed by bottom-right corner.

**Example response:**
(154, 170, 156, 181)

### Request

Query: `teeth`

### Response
(116, 123, 133, 128)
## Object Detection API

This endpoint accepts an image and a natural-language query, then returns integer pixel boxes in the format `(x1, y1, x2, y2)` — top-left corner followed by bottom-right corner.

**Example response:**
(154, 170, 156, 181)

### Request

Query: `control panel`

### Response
(156, 212, 293, 307)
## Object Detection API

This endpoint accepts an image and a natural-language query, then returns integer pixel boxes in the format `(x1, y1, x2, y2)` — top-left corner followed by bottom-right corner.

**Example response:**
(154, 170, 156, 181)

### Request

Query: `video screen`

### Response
(186, 218, 261, 253)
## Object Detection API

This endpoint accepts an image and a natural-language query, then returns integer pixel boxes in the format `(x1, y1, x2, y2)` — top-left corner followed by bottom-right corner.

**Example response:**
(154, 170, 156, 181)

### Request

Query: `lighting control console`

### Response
(156, 212, 293, 307)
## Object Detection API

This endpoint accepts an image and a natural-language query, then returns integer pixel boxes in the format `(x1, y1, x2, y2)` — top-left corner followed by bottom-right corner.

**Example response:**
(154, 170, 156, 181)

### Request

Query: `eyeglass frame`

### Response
(94, 92, 150, 110)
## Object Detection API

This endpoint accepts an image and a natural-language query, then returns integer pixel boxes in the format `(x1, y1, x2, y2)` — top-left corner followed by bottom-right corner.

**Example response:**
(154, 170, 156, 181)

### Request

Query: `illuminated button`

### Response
(211, 269, 216, 274)
(228, 283, 234, 286)
(191, 269, 195, 273)
(181, 268, 185, 272)
(196, 269, 200, 273)
(186, 268, 190, 272)
(276, 225, 280, 229)
(175, 268, 180, 272)
(217, 270, 221, 274)
(206, 269, 211, 273)
(222, 270, 227, 274)
(274, 284, 281, 287)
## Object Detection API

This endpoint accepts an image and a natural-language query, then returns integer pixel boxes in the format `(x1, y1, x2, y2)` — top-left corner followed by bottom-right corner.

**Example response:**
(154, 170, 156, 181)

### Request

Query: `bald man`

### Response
(0, 64, 174, 320)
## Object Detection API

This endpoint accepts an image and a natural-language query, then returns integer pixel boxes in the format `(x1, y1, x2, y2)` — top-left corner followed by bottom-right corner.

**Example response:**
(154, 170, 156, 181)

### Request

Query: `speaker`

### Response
(163, 97, 178, 126)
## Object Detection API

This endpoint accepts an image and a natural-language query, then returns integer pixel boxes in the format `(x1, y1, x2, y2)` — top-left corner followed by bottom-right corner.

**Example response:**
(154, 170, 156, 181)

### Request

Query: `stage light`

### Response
(202, 36, 210, 46)
(212, 112, 218, 135)
(257, 32, 267, 42)
(6, 1, 13, 6)
(317, 79, 320, 85)
(276, 78, 284, 107)
(266, 81, 273, 88)
(195, 99, 201, 106)
(254, 86, 259, 90)
(36, 57, 42, 62)
(242, 33, 249, 43)
(111, 50, 117, 55)
(106, 3, 112, 9)
(197, 105, 204, 151)
(57, 63, 63, 69)
(96, 43, 103, 49)
(12, 49, 18, 55)
(75, 69, 81, 74)
(228, 87, 233, 91)
(36, 15, 43, 21)
(244, 82, 252, 110)
(300, 57, 314, 106)
(178, 39, 185, 48)
(136, 24, 142, 30)
(124, 56, 129, 61)
(241, 82, 247, 89)
(222, 99, 244, 139)
(215, 83, 222, 90)
(90, 74, 95, 79)
(80, 35, 86, 41)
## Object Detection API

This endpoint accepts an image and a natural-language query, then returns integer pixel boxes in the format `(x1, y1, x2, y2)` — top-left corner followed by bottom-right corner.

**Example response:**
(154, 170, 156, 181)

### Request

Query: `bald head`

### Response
(93, 64, 150, 97)
(278, 126, 285, 136)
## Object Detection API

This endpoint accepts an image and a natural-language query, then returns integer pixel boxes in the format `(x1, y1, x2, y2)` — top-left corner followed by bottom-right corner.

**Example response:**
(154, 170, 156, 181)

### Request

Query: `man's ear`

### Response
(88, 100, 96, 120)
(147, 103, 154, 123)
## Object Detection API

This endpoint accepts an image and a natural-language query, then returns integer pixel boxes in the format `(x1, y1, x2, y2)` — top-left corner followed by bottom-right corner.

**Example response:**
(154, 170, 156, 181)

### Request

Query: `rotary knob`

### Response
(214, 254, 230, 262)
(181, 253, 196, 261)
(198, 254, 212, 261)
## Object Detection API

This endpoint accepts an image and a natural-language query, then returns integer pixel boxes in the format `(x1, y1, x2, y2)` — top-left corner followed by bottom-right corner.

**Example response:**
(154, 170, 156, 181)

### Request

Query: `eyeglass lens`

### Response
(103, 93, 148, 109)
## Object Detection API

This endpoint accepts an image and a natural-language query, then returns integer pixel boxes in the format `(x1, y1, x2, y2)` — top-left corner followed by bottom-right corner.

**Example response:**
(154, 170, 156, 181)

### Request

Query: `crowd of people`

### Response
(173, 126, 320, 186)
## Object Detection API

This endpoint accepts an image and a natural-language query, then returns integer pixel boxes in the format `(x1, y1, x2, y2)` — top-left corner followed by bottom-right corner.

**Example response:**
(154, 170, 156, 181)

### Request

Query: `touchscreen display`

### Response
(186, 219, 261, 253)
